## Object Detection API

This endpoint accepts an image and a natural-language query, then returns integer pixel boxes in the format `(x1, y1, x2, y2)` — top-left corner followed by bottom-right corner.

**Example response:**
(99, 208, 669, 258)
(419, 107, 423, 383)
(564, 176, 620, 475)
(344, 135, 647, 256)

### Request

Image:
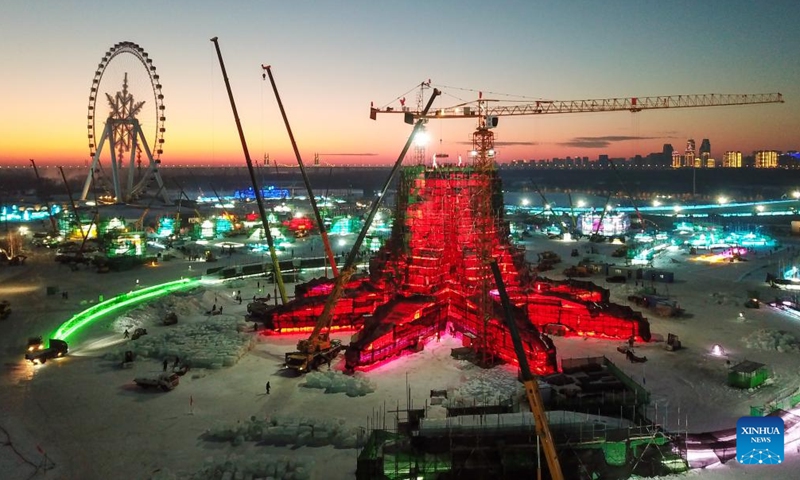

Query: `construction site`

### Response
(241, 88, 766, 479)
(3, 36, 798, 480)
(253, 157, 674, 479)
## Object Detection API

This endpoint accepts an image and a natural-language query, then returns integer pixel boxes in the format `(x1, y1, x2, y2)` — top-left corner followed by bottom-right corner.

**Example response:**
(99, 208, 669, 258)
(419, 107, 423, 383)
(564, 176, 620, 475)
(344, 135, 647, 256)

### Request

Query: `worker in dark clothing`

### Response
(266, 381, 271, 394)
(163, 358, 168, 372)
(173, 356, 180, 368)
(123, 329, 129, 339)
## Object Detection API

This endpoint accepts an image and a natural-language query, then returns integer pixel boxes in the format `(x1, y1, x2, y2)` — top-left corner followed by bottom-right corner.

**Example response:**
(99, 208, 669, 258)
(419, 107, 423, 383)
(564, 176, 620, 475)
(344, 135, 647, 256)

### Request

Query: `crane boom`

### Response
(286, 88, 441, 372)
(262, 64, 339, 277)
(608, 159, 645, 229)
(490, 260, 563, 480)
(373, 92, 783, 119)
(210, 36, 288, 304)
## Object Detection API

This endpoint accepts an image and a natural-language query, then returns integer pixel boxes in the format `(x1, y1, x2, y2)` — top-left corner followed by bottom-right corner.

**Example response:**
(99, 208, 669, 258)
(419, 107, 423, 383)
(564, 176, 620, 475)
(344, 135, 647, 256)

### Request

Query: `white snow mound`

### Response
(444, 366, 521, 407)
(183, 452, 315, 480)
(204, 414, 365, 449)
(743, 329, 800, 353)
(105, 316, 254, 368)
(303, 370, 376, 397)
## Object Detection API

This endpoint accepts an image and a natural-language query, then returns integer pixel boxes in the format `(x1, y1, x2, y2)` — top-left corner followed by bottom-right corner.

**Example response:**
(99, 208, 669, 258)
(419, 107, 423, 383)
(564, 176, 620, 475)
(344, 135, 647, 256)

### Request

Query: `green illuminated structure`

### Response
(52, 278, 200, 342)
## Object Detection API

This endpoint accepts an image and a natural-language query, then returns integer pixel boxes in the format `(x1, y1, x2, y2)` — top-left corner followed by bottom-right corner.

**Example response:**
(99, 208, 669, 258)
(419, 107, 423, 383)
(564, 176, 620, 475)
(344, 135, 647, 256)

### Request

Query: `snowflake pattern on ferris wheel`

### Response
(82, 41, 169, 204)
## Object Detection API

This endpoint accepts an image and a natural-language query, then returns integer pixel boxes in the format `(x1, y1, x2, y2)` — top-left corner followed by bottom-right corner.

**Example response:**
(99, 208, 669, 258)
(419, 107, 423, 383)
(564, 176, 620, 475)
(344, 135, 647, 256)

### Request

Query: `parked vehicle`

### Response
(27, 336, 43, 352)
(24, 339, 68, 364)
(131, 328, 148, 340)
(133, 372, 180, 391)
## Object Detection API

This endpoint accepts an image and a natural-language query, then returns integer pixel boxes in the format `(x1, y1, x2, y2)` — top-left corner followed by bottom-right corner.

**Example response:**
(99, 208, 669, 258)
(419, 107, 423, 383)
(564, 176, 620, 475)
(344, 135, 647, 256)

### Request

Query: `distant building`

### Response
(755, 150, 778, 168)
(698, 139, 711, 168)
(723, 151, 742, 168)
(697, 138, 711, 164)
(663, 143, 674, 158)
(672, 154, 681, 168)
(685, 139, 696, 168)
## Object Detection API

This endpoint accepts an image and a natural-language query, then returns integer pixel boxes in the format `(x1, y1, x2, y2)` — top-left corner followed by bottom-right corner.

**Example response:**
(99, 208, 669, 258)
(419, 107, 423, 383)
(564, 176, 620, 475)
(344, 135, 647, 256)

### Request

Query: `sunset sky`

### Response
(1, 1, 798, 167)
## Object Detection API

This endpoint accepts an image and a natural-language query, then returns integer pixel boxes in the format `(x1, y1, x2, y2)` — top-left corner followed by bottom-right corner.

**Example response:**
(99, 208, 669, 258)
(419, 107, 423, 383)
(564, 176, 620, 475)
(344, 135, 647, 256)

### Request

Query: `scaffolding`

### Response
(258, 162, 653, 373)
(356, 386, 688, 480)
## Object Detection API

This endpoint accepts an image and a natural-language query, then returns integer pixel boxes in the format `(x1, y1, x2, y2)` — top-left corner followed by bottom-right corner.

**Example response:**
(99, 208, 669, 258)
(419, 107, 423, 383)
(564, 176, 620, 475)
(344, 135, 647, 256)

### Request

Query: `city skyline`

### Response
(1, 1, 798, 167)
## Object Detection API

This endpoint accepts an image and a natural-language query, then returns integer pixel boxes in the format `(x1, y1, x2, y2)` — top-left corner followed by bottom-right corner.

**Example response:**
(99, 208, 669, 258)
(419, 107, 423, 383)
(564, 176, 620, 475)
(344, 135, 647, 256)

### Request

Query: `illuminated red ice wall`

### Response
(260, 165, 649, 374)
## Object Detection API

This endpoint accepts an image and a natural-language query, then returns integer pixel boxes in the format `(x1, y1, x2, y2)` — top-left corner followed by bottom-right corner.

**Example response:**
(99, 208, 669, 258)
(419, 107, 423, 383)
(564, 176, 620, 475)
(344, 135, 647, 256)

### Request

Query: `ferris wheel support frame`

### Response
(81, 117, 169, 204)
(83, 41, 167, 205)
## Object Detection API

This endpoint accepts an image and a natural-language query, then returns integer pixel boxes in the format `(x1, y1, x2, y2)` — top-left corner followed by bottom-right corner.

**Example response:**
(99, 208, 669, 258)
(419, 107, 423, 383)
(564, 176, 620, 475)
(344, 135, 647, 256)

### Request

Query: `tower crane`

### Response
(371, 91, 784, 172)
(370, 87, 783, 477)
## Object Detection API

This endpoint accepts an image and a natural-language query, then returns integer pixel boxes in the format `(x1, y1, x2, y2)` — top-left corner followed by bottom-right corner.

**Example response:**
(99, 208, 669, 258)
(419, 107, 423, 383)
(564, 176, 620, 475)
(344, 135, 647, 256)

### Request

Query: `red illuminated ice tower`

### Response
(264, 109, 651, 374)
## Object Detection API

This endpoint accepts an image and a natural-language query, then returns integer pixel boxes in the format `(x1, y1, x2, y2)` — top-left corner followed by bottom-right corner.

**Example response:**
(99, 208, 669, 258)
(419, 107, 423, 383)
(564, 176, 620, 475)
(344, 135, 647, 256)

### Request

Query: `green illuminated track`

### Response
(52, 278, 201, 342)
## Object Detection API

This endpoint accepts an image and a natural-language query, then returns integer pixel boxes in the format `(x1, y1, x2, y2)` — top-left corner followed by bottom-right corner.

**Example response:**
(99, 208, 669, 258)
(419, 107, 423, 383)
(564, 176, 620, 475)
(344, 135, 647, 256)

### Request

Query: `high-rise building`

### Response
(685, 139, 696, 168)
(698, 139, 711, 168)
(672, 151, 682, 168)
(723, 151, 742, 168)
(699, 139, 711, 155)
(755, 150, 778, 168)
(663, 143, 674, 158)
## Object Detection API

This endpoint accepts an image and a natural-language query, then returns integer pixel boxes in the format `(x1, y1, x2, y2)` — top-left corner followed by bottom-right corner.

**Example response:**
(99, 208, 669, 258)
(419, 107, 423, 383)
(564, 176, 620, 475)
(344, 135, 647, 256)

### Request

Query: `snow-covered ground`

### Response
(3, 237, 800, 479)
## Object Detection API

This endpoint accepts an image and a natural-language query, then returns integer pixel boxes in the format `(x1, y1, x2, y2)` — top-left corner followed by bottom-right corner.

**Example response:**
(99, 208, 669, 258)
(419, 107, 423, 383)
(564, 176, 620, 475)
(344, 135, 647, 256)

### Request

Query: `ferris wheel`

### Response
(81, 41, 169, 203)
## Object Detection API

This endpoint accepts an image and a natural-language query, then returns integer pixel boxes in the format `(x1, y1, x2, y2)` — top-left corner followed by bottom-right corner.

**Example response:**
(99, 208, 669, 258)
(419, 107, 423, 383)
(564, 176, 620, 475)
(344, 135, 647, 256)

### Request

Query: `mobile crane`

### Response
(284, 88, 442, 373)
(262, 64, 339, 277)
(490, 260, 563, 480)
(210, 37, 287, 304)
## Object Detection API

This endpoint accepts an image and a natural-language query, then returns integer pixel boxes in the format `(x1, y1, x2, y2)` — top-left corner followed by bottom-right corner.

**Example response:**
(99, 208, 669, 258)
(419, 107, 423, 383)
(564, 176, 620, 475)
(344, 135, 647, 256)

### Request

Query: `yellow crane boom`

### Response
(490, 260, 563, 480)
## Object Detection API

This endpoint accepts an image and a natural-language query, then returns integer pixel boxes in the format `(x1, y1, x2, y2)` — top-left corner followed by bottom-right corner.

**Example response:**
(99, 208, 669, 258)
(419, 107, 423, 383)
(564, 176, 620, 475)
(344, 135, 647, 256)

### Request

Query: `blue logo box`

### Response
(736, 416, 784, 464)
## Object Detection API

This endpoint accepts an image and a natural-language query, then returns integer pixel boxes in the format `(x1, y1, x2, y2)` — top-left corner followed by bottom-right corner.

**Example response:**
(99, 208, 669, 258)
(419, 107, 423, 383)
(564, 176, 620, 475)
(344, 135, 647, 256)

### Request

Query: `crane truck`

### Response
(490, 260, 564, 480)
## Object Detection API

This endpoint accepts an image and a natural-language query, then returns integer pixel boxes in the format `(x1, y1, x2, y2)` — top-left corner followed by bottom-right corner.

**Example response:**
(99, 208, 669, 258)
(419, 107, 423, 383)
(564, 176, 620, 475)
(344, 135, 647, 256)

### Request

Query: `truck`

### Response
(24, 339, 68, 364)
(133, 372, 180, 391)
(285, 338, 344, 373)
(27, 336, 44, 352)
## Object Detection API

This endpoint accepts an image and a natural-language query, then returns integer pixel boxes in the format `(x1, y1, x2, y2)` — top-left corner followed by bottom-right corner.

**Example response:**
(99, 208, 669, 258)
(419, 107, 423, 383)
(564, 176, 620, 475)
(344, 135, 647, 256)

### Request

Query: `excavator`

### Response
(490, 260, 564, 480)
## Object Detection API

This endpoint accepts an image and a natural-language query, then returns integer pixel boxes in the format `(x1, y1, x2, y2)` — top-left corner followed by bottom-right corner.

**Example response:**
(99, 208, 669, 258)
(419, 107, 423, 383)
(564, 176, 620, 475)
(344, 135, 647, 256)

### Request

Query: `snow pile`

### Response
(743, 329, 800, 353)
(303, 370, 376, 397)
(111, 290, 208, 332)
(204, 414, 365, 449)
(105, 316, 254, 368)
(444, 365, 521, 407)
(708, 292, 734, 306)
(177, 453, 314, 480)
